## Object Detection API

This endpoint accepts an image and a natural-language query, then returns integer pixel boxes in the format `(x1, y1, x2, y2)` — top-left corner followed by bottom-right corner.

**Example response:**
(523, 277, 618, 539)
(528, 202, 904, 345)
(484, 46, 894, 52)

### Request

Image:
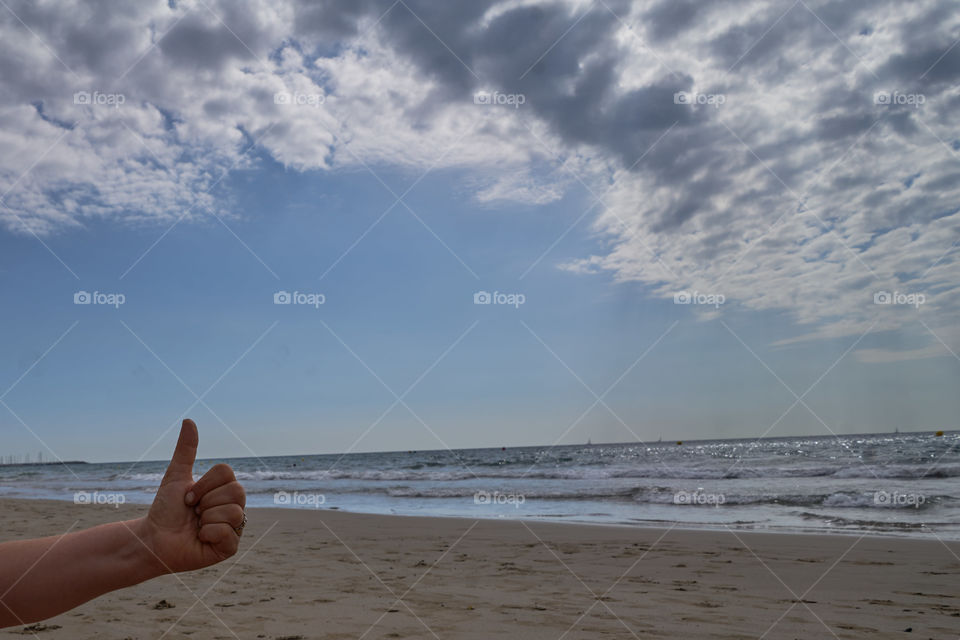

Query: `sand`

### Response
(1, 498, 958, 639)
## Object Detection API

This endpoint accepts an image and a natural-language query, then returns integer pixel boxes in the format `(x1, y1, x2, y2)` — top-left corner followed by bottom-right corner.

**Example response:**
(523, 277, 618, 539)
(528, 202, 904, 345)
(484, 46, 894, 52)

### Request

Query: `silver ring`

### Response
(234, 512, 247, 537)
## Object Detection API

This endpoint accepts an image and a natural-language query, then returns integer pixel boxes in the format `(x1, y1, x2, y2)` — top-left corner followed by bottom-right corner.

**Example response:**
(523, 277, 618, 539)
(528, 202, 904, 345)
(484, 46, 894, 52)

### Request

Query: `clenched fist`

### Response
(140, 419, 246, 573)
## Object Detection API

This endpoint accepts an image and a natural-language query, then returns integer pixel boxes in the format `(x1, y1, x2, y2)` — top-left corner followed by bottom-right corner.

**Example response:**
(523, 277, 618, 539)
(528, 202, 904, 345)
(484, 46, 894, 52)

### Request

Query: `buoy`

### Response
(676, 441, 683, 445)
(935, 430, 944, 437)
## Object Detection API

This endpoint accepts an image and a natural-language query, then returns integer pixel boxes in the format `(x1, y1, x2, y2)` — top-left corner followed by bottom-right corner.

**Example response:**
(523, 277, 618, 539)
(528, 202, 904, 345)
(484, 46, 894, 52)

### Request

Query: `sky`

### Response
(0, 0, 958, 463)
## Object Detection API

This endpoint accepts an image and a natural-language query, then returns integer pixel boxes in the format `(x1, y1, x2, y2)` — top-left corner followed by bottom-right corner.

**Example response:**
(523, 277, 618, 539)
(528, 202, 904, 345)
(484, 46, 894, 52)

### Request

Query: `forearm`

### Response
(0, 518, 165, 628)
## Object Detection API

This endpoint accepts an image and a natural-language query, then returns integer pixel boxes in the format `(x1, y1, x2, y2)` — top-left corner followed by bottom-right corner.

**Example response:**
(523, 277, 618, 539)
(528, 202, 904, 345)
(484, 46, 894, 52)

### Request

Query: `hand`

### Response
(138, 419, 246, 574)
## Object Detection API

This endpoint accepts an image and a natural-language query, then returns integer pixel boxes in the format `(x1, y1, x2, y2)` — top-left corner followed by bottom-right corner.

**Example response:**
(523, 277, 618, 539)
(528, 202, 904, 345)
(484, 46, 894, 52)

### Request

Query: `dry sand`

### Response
(1, 498, 958, 639)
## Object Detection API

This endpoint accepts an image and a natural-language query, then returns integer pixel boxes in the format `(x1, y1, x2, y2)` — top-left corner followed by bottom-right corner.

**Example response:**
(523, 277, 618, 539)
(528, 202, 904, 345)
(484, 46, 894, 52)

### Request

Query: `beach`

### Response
(2, 498, 957, 639)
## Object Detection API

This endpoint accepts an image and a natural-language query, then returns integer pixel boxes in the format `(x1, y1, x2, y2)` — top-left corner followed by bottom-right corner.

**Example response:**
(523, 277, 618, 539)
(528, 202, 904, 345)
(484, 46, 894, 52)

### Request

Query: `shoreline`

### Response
(3, 495, 953, 543)
(2, 497, 959, 638)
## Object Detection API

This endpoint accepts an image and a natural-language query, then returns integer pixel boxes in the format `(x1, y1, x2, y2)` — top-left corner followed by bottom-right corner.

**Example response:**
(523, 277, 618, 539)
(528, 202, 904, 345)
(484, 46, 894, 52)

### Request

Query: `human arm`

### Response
(0, 419, 246, 628)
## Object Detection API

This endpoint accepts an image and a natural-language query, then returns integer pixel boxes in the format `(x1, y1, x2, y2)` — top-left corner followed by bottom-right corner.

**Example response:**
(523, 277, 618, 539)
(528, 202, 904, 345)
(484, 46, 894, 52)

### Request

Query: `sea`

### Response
(2, 431, 958, 540)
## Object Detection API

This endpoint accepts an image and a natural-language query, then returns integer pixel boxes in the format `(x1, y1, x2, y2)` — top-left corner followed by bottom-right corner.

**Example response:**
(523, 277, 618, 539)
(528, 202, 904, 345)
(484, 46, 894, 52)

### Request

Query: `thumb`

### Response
(162, 419, 198, 483)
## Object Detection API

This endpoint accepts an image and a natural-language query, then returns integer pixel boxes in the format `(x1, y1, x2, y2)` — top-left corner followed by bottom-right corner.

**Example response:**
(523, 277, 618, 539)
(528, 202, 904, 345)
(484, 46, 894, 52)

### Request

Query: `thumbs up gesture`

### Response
(139, 419, 246, 574)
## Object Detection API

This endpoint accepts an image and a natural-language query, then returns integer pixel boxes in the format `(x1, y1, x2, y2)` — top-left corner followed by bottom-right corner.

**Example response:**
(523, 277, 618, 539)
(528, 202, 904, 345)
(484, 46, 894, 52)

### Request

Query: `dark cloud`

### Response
(160, 16, 254, 70)
(878, 45, 960, 87)
(642, 0, 713, 43)
(815, 112, 876, 141)
(292, 0, 379, 41)
(377, 0, 497, 94)
(335, 0, 713, 224)
(707, 1, 883, 81)
(894, 0, 960, 45)
(279, 0, 952, 230)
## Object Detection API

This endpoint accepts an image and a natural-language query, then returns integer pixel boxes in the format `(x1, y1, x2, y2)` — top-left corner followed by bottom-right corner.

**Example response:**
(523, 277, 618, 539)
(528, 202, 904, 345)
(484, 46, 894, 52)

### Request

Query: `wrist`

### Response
(125, 518, 170, 580)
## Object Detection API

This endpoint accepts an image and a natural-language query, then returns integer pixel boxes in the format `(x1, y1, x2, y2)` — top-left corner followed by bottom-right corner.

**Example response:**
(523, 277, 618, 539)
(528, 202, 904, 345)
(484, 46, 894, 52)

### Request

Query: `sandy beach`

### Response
(1, 498, 958, 639)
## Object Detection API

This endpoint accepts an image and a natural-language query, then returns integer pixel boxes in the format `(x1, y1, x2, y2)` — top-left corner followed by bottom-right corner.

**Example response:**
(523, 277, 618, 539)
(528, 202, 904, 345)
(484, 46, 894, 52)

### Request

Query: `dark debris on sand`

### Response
(15, 623, 61, 634)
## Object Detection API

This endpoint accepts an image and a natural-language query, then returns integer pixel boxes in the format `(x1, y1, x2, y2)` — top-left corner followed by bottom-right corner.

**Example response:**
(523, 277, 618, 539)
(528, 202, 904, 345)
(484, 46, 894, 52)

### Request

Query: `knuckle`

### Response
(223, 531, 239, 555)
(212, 463, 236, 480)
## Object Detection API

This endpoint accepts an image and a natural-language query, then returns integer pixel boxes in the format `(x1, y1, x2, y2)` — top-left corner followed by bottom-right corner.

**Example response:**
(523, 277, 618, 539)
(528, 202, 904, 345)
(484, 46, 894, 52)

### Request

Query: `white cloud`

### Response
(0, 0, 958, 359)
(0, 0, 553, 234)
(855, 344, 951, 364)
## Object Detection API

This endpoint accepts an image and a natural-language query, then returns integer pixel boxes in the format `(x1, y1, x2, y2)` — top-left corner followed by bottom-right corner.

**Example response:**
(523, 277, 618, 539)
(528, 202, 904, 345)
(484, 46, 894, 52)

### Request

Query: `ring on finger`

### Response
(234, 512, 247, 537)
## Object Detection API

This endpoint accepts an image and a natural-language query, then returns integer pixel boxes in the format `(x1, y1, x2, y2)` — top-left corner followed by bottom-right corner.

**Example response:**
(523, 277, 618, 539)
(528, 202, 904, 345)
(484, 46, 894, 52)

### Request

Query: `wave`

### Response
(796, 512, 948, 529)
(238, 485, 954, 510)
(831, 464, 960, 479)
(121, 469, 481, 483)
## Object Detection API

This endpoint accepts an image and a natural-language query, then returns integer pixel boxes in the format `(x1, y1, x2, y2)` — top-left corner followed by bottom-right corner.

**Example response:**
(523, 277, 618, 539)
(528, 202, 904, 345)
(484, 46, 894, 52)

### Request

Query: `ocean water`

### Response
(1, 431, 958, 540)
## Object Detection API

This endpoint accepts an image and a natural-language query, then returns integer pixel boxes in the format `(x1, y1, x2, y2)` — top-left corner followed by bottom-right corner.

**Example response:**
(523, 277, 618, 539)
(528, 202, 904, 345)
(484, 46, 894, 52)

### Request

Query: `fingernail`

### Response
(185, 491, 195, 505)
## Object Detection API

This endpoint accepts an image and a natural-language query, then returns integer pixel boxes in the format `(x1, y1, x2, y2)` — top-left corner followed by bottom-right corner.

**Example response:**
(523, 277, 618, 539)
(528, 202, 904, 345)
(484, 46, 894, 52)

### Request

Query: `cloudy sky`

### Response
(1, 0, 958, 462)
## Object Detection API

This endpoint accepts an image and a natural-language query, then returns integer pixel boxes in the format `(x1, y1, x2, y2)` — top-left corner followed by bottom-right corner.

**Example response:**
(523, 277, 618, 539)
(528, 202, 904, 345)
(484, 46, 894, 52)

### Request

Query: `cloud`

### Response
(855, 344, 951, 364)
(0, 0, 555, 233)
(0, 0, 958, 358)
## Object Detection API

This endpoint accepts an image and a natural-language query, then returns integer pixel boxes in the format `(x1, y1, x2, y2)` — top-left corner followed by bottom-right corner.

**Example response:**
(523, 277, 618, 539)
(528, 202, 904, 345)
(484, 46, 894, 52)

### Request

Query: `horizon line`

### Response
(8, 427, 953, 466)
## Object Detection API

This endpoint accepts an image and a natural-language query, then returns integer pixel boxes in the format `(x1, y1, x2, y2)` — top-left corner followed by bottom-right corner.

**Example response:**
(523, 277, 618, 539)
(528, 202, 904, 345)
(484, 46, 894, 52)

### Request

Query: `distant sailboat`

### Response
(586, 438, 592, 446)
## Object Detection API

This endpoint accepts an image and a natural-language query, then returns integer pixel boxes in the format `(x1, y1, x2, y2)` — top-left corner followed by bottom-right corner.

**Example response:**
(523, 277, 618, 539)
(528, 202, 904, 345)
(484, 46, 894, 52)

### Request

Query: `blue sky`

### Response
(3, 157, 957, 462)
(1, 0, 959, 462)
